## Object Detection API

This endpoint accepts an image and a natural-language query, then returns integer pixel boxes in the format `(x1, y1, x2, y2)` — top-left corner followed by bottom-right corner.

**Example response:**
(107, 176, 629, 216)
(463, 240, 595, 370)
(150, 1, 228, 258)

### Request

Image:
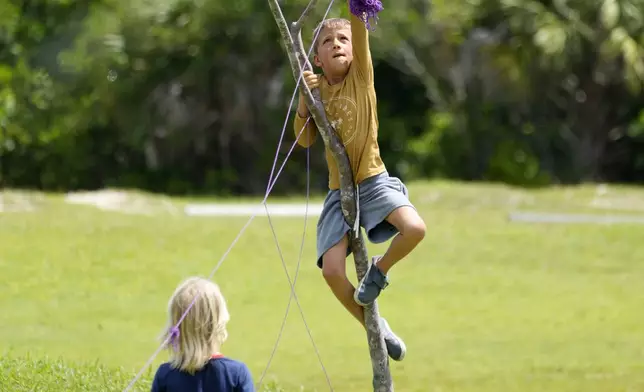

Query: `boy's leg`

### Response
(353, 174, 426, 306)
(317, 190, 364, 326)
(322, 236, 407, 361)
(316, 187, 407, 361)
(375, 206, 426, 274)
(321, 234, 365, 327)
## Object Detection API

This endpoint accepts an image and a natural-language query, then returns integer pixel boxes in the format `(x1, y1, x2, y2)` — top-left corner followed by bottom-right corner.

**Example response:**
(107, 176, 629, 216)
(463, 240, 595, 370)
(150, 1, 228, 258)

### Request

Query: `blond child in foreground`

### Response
(151, 277, 254, 391)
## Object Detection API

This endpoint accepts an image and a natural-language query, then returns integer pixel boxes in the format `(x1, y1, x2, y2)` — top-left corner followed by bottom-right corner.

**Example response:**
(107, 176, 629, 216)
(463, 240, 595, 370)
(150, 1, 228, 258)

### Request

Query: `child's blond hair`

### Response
(313, 17, 351, 55)
(165, 277, 230, 374)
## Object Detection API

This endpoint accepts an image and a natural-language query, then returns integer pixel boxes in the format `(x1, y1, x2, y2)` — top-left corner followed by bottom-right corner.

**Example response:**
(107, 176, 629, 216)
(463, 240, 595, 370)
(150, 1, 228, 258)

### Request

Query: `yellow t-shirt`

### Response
(293, 14, 386, 191)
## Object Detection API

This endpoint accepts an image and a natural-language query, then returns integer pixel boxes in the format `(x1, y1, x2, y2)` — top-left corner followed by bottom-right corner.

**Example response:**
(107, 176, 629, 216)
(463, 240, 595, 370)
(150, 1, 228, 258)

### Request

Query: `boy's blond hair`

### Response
(313, 17, 351, 55)
(165, 277, 230, 374)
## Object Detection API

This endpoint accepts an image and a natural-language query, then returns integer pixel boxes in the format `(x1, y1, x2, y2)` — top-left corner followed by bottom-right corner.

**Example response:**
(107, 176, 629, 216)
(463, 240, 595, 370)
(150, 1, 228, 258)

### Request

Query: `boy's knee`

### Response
(321, 236, 349, 281)
(402, 215, 426, 242)
(322, 259, 345, 281)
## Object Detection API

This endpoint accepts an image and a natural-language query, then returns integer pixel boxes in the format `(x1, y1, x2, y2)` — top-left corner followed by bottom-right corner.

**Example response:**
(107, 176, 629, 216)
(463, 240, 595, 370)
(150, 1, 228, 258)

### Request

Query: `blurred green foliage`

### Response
(1, 0, 643, 194)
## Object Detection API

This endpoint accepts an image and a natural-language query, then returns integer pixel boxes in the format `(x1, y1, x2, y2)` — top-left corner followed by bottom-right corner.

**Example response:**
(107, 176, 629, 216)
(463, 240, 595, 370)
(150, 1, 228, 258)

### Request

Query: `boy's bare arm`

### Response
(348, 2, 374, 83)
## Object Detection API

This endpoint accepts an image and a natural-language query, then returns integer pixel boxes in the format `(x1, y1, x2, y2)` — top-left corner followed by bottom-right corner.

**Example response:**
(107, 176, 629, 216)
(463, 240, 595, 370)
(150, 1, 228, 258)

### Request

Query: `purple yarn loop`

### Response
(349, 0, 383, 30)
(169, 326, 180, 350)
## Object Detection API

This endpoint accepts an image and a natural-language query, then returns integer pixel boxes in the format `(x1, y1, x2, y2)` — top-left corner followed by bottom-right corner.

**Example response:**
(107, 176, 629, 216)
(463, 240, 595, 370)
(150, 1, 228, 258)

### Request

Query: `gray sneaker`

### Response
(354, 256, 389, 306)
(380, 317, 406, 361)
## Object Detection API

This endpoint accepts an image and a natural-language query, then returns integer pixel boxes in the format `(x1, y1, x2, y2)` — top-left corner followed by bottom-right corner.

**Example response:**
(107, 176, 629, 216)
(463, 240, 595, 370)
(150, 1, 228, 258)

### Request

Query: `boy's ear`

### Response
(313, 54, 322, 68)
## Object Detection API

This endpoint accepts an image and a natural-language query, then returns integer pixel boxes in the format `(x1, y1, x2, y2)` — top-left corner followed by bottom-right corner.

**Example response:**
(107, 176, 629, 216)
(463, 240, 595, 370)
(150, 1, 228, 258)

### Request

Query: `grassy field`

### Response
(1, 180, 643, 391)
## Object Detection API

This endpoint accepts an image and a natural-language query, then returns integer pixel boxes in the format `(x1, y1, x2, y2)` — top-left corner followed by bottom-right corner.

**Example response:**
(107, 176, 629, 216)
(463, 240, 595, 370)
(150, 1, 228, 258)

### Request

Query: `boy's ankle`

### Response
(354, 258, 389, 306)
(373, 255, 389, 275)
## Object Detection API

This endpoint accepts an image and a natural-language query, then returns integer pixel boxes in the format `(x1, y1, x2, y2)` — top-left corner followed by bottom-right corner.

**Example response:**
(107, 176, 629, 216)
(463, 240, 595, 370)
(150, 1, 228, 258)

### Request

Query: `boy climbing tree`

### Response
(293, 0, 427, 362)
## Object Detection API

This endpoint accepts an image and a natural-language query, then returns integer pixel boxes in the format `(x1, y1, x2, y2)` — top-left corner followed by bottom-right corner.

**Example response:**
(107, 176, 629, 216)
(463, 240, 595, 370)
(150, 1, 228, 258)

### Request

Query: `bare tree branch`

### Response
(396, 41, 447, 108)
(293, 0, 318, 32)
(267, 0, 394, 390)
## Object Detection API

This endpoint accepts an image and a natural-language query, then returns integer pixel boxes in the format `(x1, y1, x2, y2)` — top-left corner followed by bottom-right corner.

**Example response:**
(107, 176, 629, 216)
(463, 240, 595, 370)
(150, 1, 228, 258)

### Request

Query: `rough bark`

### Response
(266, 0, 393, 390)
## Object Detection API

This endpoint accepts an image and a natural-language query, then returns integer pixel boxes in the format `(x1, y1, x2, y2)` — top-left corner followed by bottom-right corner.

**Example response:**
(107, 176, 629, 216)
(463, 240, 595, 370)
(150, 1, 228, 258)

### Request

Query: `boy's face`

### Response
(314, 27, 353, 79)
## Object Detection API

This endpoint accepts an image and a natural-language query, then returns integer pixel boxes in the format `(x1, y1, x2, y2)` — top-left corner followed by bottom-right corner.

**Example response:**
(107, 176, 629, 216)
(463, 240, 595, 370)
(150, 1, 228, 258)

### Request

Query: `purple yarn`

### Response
(349, 0, 384, 30)
(169, 326, 180, 351)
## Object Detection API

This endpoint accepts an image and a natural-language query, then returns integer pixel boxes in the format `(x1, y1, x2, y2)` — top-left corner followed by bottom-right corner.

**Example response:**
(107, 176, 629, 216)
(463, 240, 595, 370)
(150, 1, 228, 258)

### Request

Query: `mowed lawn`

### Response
(1, 181, 643, 391)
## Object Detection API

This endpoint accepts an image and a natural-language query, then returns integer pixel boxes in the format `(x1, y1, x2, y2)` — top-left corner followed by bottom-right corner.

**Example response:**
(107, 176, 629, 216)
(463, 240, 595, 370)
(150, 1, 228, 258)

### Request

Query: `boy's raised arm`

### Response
(348, 1, 374, 84)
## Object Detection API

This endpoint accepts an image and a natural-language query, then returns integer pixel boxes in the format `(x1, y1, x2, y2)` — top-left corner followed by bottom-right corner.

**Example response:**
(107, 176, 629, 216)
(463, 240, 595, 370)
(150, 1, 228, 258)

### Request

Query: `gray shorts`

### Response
(316, 171, 414, 268)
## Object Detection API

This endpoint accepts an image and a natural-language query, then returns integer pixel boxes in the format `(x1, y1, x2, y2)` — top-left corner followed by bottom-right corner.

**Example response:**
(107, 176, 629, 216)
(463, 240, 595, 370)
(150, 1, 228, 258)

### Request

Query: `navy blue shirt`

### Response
(151, 354, 254, 392)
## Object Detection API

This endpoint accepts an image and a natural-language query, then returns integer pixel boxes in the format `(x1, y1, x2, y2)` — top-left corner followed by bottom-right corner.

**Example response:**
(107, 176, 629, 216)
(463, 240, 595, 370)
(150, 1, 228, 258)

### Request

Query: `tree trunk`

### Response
(574, 73, 608, 182)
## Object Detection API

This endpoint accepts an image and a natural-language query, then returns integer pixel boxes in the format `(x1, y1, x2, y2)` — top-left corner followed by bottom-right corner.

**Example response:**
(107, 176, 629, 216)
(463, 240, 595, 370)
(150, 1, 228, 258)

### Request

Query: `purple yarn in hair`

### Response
(349, 0, 384, 30)
(169, 326, 180, 351)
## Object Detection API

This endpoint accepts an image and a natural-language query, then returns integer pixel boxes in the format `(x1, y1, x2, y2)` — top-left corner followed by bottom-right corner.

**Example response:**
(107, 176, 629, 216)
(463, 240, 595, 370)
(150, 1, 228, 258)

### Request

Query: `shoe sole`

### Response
(388, 331, 407, 361)
(381, 318, 407, 362)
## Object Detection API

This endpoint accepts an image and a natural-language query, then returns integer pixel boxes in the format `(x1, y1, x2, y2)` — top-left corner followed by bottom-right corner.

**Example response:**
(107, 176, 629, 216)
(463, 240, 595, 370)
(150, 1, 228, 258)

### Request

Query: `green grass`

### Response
(0, 355, 150, 392)
(1, 180, 644, 391)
